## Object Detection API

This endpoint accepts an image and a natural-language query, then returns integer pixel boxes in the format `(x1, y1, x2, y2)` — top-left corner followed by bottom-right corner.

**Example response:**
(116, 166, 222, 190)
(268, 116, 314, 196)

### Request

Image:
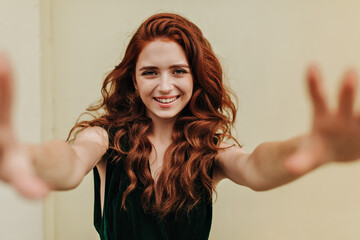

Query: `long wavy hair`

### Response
(68, 13, 237, 219)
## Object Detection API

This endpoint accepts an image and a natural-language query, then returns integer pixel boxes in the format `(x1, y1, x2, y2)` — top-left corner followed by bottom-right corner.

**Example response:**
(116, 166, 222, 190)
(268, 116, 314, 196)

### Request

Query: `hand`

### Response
(284, 66, 360, 175)
(0, 54, 50, 198)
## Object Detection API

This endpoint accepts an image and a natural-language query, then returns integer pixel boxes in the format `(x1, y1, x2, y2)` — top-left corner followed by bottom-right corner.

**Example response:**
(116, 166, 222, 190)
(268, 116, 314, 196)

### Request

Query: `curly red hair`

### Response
(68, 13, 237, 218)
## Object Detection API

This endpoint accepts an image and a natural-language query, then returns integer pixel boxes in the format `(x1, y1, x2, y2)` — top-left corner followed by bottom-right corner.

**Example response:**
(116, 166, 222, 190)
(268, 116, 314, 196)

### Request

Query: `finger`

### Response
(338, 69, 357, 117)
(11, 173, 50, 199)
(0, 54, 13, 125)
(307, 65, 329, 116)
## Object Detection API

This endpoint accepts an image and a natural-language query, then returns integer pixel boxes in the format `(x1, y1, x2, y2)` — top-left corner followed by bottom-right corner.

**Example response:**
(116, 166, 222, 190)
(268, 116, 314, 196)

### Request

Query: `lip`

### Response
(154, 95, 179, 99)
(153, 95, 180, 108)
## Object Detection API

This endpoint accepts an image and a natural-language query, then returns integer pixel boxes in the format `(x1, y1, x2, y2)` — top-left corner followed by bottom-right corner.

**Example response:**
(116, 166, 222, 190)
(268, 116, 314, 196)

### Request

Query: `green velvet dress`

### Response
(93, 132, 213, 240)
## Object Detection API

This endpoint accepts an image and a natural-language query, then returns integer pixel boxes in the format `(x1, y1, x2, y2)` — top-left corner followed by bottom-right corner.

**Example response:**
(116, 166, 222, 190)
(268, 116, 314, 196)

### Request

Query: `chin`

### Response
(148, 110, 182, 121)
(156, 113, 179, 120)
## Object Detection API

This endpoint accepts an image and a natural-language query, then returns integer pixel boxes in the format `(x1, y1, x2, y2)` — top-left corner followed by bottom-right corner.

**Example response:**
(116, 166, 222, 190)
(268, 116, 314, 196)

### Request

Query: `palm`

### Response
(0, 55, 49, 198)
(286, 66, 360, 174)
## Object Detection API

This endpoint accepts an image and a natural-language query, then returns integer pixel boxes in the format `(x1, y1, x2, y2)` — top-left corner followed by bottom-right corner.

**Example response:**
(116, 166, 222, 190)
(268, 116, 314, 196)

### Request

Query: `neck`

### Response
(149, 117, 176, 144)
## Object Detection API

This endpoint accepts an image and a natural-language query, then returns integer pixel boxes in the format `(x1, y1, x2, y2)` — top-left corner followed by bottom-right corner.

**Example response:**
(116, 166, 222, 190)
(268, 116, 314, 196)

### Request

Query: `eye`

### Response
(141, 70, 157, 76)
(173, 69, 187, 75)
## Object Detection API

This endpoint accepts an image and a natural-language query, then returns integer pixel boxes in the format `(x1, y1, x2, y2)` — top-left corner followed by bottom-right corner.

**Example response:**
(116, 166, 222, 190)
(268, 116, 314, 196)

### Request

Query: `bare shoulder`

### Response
(216, 142, 247, 162)
(213, 141, 249, 186)
(72, 126, 109, 169)
(74, 126, 109, 146)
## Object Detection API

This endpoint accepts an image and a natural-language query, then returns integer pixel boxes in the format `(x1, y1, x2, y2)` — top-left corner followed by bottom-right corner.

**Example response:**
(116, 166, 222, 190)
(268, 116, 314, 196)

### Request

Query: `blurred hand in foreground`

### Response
(0, 54, 49, 198)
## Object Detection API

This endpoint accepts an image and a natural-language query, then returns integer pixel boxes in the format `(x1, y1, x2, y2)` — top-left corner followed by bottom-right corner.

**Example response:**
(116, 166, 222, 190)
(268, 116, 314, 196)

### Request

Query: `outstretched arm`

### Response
(0, 55, 108, 198)
(28, 127, 108, 191)
(214, 66, 360, 190)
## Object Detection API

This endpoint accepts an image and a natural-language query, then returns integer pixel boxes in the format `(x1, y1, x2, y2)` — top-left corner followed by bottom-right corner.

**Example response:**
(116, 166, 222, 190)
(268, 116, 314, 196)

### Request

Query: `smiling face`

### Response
(134, 39, 194, 122)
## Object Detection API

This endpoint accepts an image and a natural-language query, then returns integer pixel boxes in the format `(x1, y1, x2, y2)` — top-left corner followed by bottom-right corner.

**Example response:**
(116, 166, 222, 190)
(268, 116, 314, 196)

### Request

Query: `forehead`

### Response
(136, 40, 188, 68)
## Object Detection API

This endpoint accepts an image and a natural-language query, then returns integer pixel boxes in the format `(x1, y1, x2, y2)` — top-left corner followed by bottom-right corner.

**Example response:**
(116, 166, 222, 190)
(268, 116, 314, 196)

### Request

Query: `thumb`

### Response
(283, 151, 322, 176)
(2, 147, 51, 199)
(10, 171, 50, 199)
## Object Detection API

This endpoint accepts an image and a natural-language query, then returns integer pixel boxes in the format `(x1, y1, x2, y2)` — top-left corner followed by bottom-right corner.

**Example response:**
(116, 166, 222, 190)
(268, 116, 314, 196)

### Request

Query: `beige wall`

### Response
(2, 0, 359, 240)
(0, 0, 43, 240)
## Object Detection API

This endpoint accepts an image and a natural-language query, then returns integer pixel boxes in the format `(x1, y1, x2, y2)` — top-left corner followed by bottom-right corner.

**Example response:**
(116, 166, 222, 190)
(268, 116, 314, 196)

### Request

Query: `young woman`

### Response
(0, 13, 360, 239)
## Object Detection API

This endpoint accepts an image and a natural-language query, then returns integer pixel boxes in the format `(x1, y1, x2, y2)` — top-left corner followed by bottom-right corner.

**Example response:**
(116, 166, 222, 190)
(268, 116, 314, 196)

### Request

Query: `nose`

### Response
(158, 73, 173, 93)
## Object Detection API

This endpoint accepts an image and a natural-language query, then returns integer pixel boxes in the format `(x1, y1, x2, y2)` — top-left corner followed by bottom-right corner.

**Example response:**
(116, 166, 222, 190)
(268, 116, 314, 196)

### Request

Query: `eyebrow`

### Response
(138, 64, 190, 71)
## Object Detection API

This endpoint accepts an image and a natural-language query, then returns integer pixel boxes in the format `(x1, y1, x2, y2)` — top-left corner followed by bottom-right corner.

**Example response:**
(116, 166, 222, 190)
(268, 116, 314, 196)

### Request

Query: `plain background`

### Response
(2, 0, 360, 239)
(0, 1, 43, 240)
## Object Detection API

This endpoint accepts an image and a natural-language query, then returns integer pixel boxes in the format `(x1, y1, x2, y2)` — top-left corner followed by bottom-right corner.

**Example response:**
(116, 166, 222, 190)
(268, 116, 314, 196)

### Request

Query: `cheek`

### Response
(185, 79, 194, 96)
(136, 80, 152, 95)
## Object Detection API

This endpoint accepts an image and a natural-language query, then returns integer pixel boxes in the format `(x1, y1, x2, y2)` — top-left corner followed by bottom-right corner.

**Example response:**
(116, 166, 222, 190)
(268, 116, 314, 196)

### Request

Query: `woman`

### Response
(0, 13, 359, 239)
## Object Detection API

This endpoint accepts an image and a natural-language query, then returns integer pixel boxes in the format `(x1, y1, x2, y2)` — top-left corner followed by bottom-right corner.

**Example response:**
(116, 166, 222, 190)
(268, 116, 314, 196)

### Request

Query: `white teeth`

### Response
(155, 97, 178, 103)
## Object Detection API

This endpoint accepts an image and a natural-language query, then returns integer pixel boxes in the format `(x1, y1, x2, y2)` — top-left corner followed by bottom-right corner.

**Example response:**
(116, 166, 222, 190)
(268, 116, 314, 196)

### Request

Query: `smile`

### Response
(154, 96, 180, 104)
